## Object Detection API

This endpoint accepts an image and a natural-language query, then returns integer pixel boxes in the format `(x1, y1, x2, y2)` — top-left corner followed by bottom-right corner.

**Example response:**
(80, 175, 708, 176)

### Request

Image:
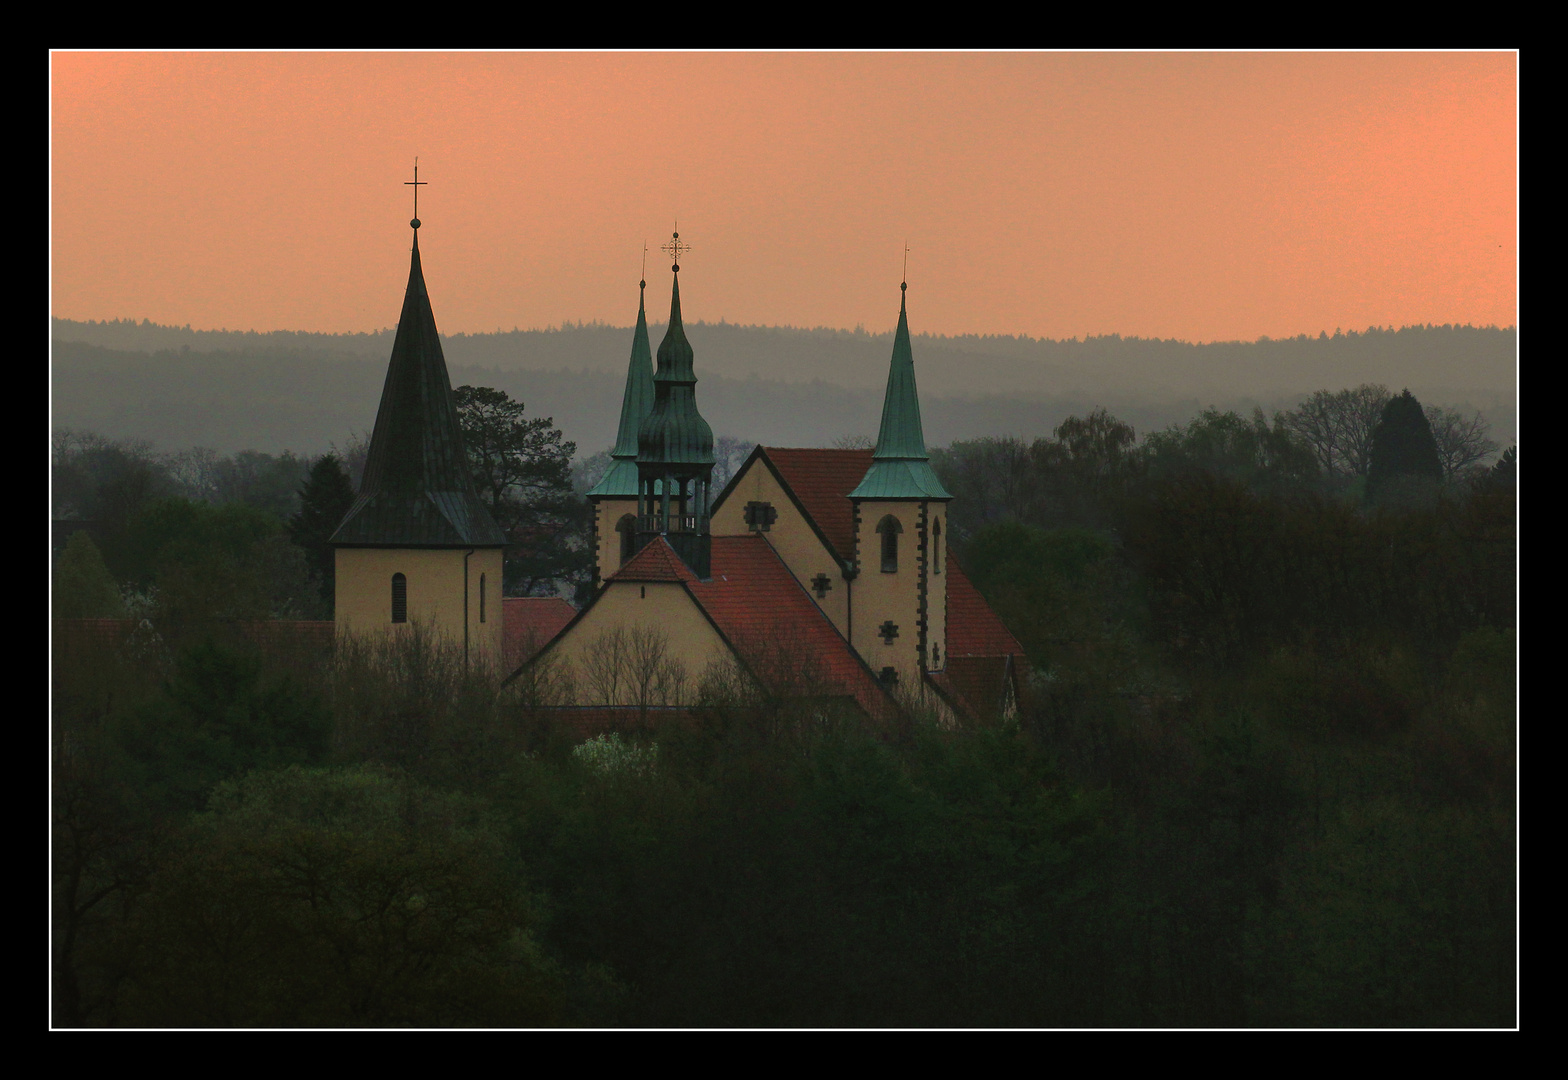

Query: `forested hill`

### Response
(52, 318, 1515, 457)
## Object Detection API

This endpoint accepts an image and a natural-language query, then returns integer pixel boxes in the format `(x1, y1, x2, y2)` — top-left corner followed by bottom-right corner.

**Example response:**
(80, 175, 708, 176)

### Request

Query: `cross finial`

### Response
(406, 158, 427, 230)
(661, 226, 689, 273)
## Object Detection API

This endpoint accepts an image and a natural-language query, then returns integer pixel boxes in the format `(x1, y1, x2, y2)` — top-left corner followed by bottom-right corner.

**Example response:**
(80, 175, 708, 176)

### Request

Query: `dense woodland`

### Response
(51, 384, 1516, 1027)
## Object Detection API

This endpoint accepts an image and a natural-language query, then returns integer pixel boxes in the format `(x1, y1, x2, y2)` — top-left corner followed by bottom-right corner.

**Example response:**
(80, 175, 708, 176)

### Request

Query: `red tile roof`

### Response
(762, 448, 874, 561)
(943, 655, 1018, 723)
(689, 534, 893, 721)
(609, 536, 698, 583)
(503, 597, 578, 668)
(945, 550, 1025, 657)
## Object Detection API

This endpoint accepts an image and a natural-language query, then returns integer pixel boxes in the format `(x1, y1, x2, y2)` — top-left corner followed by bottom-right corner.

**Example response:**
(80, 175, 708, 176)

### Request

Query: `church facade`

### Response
(523, 240, 1025, 724)
(329, 207, 1023, 723)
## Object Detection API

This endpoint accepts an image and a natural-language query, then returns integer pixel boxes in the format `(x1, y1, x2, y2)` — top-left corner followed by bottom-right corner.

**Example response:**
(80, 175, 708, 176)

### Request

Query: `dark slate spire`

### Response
(586, 278, 655, 499)
(330, 224, 506, 547)
(850, 281, 951, 500)
(638, 257, 714, 469)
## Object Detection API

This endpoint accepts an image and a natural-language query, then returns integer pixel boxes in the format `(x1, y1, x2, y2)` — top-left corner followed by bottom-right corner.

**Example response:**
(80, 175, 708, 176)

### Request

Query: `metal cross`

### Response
(661, 227, 690, 270)
(406, 158, 427, 225)
(902, 241, 910, 285)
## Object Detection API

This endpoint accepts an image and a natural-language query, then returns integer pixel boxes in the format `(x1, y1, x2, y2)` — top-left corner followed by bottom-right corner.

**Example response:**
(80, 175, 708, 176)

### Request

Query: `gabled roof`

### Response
(691, 536, 893, 720)
(610, 536, 699, 583)
(331, 231, 505, 548)
(502, 597, 578, 668)
(945, 550, 1025, 657)
(760, 448, 873, 562)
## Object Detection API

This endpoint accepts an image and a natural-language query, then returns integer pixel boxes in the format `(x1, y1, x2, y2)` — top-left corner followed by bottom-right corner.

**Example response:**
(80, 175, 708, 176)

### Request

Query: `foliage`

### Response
(1143, 408, 1319, 493)
(107, 766, 566, 1027)
(453, 385, 590, 599)
(108, 637, 332, 814)
(1277, 383, 1390, 478)
(1367, 389, 1444, 501)
(573, 733, 658, 777)
(54, 531, 127, 619)
(287, 453, 356, 611)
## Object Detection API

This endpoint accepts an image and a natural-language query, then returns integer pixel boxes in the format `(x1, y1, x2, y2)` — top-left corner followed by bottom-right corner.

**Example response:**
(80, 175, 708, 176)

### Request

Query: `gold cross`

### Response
(406, 158, 427, 226)
(661, 227, 690, 271)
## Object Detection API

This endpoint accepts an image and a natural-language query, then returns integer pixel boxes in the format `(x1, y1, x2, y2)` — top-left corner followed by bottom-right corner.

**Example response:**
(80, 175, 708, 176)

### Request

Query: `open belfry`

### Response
(523, 232, 1026, 724)
(329, 171, 507, 662)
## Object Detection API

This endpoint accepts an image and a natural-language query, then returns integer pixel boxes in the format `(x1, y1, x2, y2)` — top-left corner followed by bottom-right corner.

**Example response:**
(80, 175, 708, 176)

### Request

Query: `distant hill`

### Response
(52, 318, 1516, 457)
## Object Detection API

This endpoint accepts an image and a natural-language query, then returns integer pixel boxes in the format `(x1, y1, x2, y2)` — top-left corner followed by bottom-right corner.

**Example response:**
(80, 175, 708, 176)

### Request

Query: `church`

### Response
(331, 207, 1025, 727)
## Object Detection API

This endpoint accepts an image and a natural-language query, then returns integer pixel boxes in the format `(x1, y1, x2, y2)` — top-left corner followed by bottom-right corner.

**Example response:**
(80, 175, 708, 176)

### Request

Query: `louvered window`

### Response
(391, 573, 408, 623)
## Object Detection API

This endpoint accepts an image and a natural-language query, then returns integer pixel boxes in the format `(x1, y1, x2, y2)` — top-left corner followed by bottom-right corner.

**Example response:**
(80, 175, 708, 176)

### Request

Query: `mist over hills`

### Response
(52, 318, 1516, 458)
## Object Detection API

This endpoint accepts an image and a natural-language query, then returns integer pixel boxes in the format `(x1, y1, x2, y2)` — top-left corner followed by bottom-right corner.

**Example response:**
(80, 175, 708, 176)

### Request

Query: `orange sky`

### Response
(50, 52, 1516, 343)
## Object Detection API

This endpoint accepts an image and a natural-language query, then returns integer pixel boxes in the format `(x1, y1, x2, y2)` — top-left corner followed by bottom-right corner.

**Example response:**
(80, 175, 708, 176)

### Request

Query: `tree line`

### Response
(52, 382, 1516, 1026)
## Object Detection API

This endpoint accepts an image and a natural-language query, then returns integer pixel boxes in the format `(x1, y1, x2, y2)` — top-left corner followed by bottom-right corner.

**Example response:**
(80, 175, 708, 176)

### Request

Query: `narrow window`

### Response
(479, 573, 487, 623)
(877, 515, 903, 573)
(933, 518, 943, 574)
(391, 572, 407, 623)
(618, 514, 637, 564)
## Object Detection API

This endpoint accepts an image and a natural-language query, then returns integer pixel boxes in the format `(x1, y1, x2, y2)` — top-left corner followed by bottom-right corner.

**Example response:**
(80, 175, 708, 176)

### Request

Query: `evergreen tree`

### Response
(287, 454, 356, 612)
(53, 531, 126, 619)
(1366, 389, 1443, 498)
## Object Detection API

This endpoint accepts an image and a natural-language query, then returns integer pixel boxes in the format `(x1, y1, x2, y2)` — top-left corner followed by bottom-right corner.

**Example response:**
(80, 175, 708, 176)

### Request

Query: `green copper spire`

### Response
(850, 282, 951, 500)
(638, 262, 714, 468)
(586, 278, 656, 499)
(635, 233, 715, 579)
(331, 224, 506, 547)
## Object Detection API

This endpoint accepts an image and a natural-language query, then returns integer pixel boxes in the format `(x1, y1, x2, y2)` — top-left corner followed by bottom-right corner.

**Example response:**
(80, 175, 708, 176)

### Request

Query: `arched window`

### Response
(877, 515, 903, 573)
(617, 514, 637, 564)
(479, 572, 487, 623)
(391, 572, 407, 623)
(933, 518, 943, 574)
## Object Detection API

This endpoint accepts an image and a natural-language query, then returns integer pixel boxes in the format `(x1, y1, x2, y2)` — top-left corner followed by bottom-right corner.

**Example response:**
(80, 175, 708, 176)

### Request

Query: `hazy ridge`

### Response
(52, 318, 1517, 457)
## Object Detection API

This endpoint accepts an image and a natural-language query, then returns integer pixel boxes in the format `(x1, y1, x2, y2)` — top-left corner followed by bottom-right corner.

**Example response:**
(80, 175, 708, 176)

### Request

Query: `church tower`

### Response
(586, 277, 656, 587)
(329, 183, 507, 661)
(848, 280, 952, 688)
(635, 232, 716, 579)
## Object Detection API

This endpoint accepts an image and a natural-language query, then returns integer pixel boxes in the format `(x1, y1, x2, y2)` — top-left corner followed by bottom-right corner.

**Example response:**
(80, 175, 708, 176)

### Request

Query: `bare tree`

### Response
(580, 624, 689, 711)
(712, 435, 757, 489)
(830, 434, 875, 450)
(1424, 404, 1500, 482)
(1279, 384, 1390, 477)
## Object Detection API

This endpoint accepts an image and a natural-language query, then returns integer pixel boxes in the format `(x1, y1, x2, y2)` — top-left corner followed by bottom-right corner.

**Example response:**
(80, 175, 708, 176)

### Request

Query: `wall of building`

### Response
(545, 580, 732, 706)
(712, 459, 851, 636)
(592, 497, 639, 586)
(851, 498, 936, 688)
(335, 546, 505, 662)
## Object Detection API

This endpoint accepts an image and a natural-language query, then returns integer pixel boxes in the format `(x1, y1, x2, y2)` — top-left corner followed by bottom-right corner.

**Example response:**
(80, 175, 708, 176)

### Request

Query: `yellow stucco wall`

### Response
(544, 580, 732, 705)
(335, 547, 505, 661)
(592, 497, 639, 587)
(712, 458, 851, 636)
(851, 500, 948, 688)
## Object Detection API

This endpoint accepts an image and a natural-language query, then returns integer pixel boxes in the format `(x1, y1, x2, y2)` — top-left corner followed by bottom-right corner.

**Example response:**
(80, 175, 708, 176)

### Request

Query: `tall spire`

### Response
(849, 279, 952, 500)
(330, 190, 506, 547)
(586, 276, 656, 498)
(638, 232, 713, 468)
(635, 230, 715, 578)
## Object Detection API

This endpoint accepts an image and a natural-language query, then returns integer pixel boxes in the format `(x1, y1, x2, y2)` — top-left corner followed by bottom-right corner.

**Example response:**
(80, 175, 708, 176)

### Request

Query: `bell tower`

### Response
(329, 167, 507, 661)
(635, 231, 716, 579)
(849, 278, 952, 688)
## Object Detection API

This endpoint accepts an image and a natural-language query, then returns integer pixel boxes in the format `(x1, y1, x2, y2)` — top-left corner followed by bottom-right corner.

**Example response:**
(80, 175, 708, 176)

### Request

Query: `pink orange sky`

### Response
(51, 51, 1516, 343)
